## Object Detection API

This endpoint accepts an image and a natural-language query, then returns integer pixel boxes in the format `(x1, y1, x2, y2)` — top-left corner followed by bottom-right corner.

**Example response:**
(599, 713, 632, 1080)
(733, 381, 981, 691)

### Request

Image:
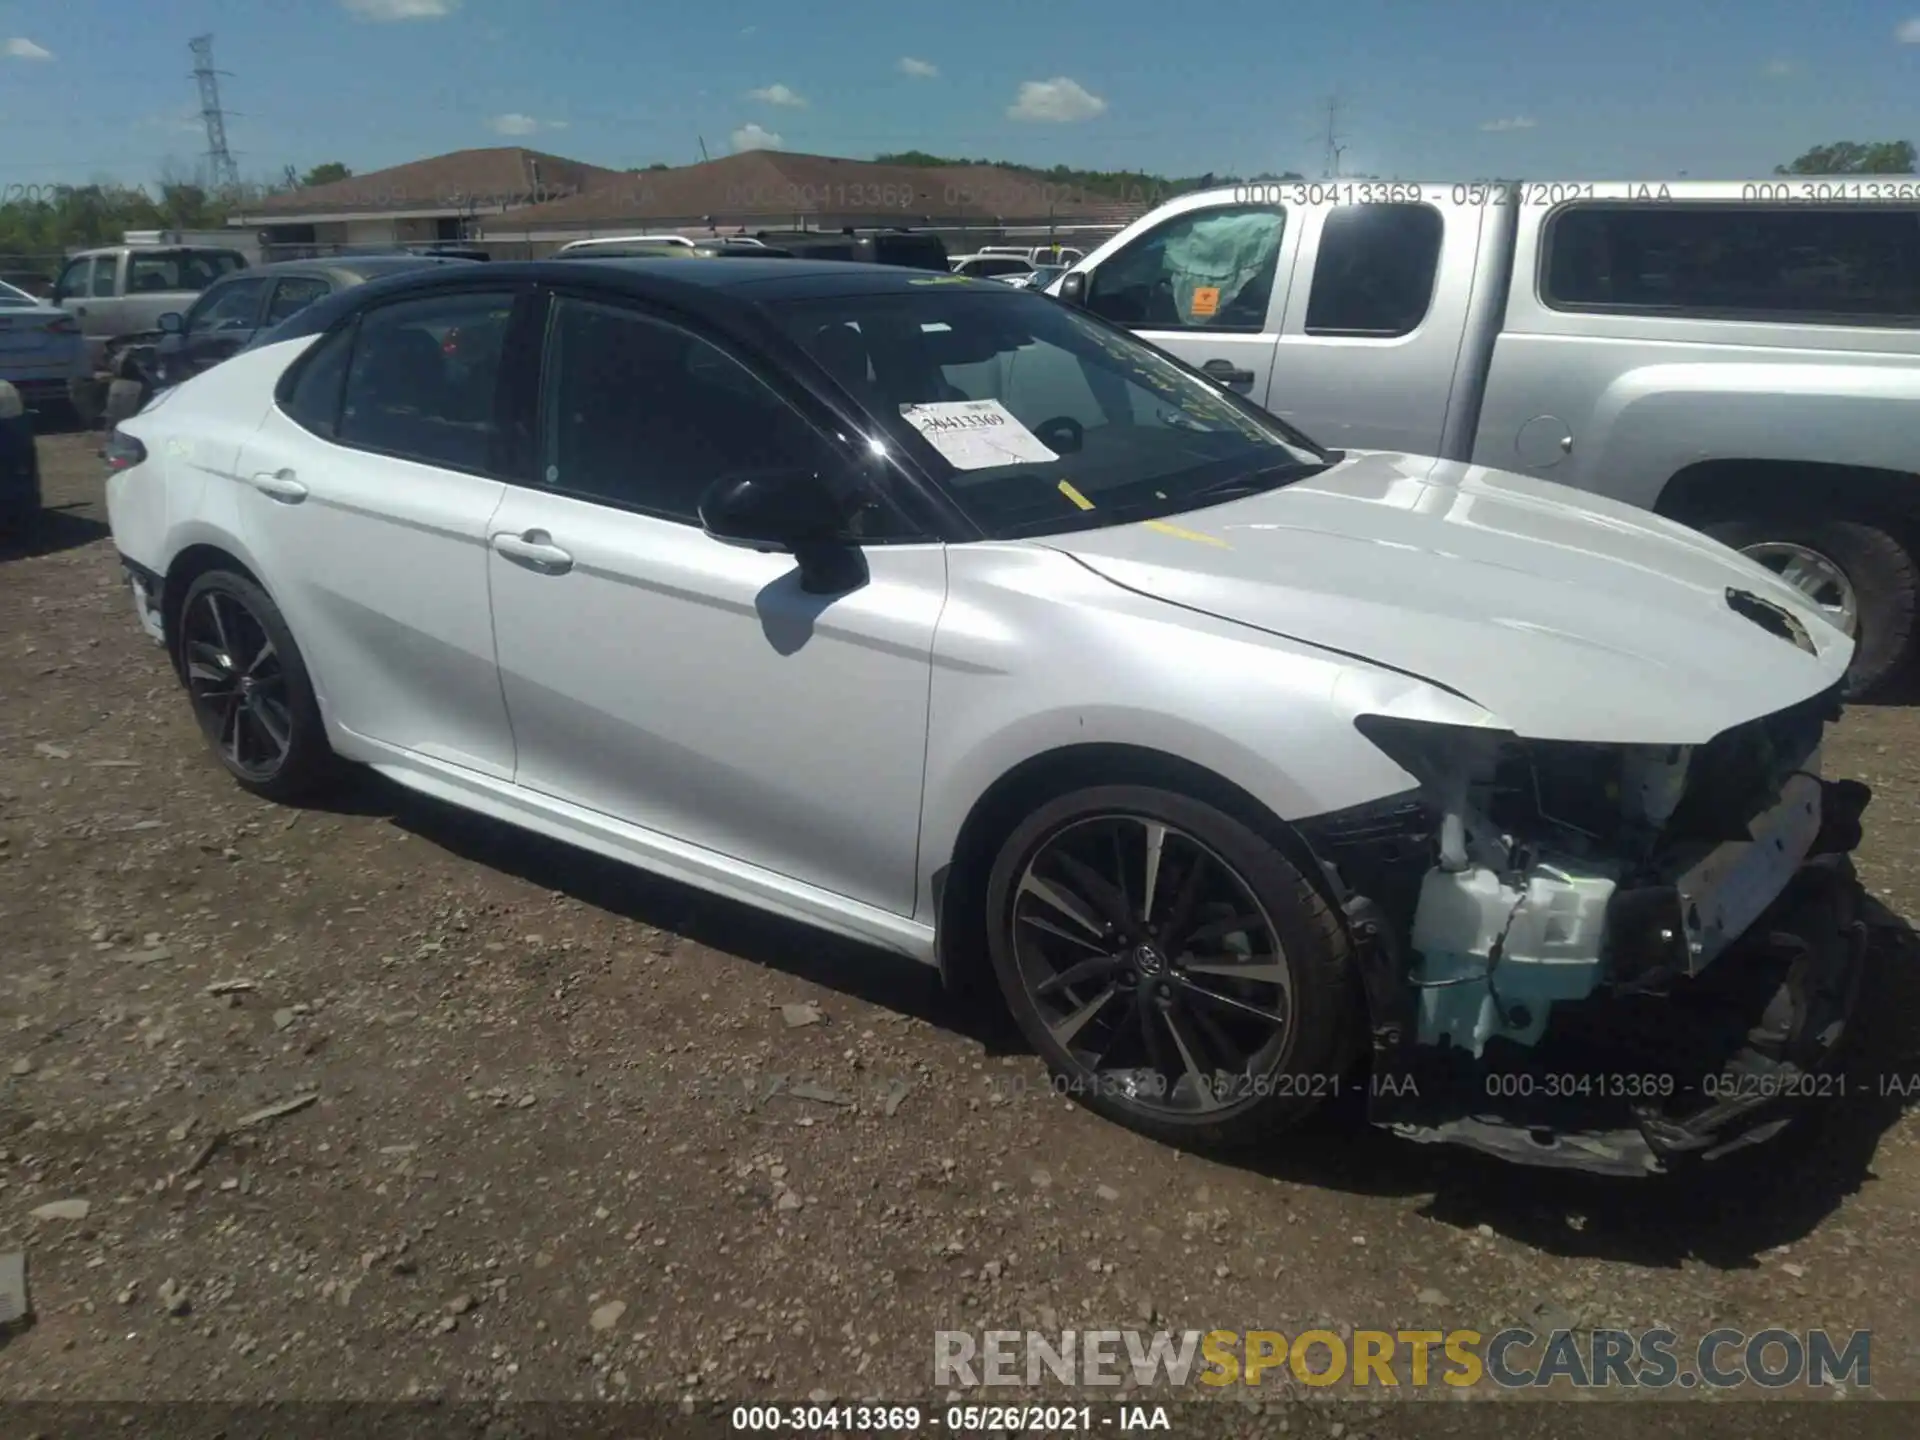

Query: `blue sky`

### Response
(1, 0, 1918, 191)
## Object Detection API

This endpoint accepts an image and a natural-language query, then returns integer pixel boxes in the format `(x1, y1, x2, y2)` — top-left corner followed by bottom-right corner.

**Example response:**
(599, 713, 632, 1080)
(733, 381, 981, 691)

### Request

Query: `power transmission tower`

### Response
(189, 34, 242, 195)
(1317, 94, 1346, 179)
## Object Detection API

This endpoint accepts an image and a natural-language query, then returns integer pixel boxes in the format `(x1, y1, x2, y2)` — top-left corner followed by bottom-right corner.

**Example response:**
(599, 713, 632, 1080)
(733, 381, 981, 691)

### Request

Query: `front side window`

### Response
(336, 291, 514, 472)
(54, 258, 91, 301)
(1304, 203, 1444, 336)
(1544, 204, 1920, 322)
(538, 296, 906, 532)
(773, 285, 1328, 539)
(90, 257, 119, 298)
(1085, 204, 1285, 332)
(265, 276, 332, 327)
(190, 277, 269, 333)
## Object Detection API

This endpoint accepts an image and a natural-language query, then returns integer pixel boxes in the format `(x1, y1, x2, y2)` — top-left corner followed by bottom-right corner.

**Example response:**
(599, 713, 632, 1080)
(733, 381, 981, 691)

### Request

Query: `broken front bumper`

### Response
(1350, 778, 1872, 1177)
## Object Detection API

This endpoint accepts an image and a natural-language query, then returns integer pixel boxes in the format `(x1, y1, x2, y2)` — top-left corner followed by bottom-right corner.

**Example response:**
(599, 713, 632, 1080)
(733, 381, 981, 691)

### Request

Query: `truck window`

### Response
(53, 258, 91, 302)
(1543, 204, 1920, 323)
(128, 250, 245, 295)
(90, 257, 119, 298)
(1304, 203, 1444, 337)
(1085, 204, 1285, 332)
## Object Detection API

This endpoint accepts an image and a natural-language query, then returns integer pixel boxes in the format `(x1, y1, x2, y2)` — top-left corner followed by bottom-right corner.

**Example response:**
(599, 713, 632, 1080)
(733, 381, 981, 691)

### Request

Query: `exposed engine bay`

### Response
(1302, 680, 1871, 1176)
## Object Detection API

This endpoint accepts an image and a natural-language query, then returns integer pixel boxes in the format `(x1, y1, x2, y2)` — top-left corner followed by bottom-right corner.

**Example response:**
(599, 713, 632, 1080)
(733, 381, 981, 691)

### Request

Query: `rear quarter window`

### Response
(1542, 203, 1920, 324)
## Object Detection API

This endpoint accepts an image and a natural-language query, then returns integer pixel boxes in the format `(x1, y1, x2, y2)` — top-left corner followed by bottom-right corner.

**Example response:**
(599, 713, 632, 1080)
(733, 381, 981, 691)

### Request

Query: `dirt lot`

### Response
(4, 431, 1920, 1429)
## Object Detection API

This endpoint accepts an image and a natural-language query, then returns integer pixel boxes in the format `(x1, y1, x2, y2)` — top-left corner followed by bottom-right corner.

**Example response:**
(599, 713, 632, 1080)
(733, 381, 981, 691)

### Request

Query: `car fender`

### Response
(912, 543, 1483, 927)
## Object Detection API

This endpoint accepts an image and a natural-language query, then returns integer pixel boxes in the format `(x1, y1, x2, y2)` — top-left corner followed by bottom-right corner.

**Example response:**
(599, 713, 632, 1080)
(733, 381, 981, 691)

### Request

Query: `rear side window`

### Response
(1544, 204, 1920, 323)
(265, 276, 331, 327)
(335, 291, 515, 472)
(1304, 203, 1444, 337)
(280, 323, 355, 438)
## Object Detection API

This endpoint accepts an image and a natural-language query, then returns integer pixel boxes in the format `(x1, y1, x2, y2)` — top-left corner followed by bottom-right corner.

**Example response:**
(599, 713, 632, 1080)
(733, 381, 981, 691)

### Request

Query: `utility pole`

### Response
(1318, 94, 1346, 179)
(189, 35, 242, 196)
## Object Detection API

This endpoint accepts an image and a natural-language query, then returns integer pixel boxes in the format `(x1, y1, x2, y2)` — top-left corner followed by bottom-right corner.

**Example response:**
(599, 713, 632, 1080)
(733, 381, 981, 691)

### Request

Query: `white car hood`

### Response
(1040, 450, 1851, 745)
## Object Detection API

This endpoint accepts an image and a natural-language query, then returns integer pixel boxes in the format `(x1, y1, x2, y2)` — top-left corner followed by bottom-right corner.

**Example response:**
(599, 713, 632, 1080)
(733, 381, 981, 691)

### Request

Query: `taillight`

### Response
(43, 315, 78, 335)
(104, 429, 147, 473)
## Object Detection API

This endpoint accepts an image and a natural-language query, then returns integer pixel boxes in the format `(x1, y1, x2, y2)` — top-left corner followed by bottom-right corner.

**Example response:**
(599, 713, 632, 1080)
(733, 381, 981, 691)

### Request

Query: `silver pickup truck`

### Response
(51, 243, 249, 424)
(1052, 179, 1920, 694)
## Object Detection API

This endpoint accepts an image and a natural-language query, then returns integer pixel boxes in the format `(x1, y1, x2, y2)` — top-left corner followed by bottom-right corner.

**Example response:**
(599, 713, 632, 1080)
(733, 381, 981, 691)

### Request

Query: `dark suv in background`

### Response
(142, 253, 474, 395)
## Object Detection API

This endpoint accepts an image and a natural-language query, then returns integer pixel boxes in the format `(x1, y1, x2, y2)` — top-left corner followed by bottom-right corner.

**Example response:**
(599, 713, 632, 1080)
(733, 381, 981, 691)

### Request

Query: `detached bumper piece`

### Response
(1361, 779, 1872, 1177)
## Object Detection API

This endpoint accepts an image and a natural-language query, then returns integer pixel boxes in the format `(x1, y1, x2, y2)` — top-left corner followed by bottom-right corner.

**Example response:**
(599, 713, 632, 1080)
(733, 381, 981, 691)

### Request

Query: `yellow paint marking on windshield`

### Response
(1057, 480, 1095, 511)
(1144, 519, 1231, 548)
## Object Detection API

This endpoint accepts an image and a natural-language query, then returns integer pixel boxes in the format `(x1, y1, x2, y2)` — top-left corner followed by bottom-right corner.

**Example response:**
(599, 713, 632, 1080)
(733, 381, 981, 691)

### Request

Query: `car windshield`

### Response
(0, 280, 37, 308)
(771, 283, 1330, 538)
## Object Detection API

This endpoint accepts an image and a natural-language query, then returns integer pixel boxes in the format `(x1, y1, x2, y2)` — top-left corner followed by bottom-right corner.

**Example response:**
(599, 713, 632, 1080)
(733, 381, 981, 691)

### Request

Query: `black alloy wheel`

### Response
(176, 570, 333, 800)
(985, 784, 1353, 1149)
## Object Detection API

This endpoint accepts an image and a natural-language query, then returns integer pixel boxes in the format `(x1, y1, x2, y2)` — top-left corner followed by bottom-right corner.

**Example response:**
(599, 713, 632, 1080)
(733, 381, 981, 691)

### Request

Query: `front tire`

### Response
(175, 570, 334, 802)
(984, 784, 1353, 1151)
(1703, 514, 1919, 698)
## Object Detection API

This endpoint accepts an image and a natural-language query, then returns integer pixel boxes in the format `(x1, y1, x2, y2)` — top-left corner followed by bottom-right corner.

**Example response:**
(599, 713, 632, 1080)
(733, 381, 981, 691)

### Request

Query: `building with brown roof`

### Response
(228, 147, 632, 256)
(473, 150, 1155, 255)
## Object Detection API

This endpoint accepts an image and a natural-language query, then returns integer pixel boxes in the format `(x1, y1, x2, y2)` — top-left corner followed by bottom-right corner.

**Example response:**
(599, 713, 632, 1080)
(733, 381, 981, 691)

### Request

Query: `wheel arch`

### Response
(931, 741, 1340, 992)
(160, 540, 268, 679)
(1655, 458, 1920, 529)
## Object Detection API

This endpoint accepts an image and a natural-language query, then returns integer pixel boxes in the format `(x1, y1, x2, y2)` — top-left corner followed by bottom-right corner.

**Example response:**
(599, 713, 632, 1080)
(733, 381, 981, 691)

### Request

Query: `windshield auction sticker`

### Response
(900, 399, 1060, 470)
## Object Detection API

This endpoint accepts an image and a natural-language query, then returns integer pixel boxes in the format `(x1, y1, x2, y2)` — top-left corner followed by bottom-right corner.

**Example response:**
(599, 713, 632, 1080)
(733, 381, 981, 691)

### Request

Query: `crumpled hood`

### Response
(1040, 451, 1851, 745)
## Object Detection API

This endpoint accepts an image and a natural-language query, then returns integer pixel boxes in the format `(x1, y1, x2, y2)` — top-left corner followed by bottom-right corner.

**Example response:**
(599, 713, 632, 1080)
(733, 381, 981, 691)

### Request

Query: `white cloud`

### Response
(732, 122, 783, 151)
(488, 112, 566, 136)
(1762, 58, 1794, 76)
(1898, 17, 1920, 42)
(747, 83, 806, 107)
(4, 37, 53, 60)
(1007, 76, 1107, 123)
(341, 0, 459, 20)
(1479, 115, 1538, 132)
(898, 57, 939, 79)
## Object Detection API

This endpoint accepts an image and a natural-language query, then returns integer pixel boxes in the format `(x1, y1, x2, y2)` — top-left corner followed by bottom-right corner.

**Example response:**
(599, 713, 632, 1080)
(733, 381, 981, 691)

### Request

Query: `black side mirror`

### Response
(1057, 271, 1089, 307)
(157, 312, 185, 335)
(698, 469, 867, 593)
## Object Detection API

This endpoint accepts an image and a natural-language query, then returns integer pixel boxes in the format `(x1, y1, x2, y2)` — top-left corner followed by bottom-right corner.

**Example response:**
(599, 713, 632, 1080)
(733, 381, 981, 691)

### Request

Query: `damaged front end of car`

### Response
(1299, 680, 1871, 1177)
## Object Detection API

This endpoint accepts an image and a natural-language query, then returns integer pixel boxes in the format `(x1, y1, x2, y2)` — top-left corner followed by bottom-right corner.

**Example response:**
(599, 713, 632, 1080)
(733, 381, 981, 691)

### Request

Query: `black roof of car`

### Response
(211, 254, 472, 287)
(266, 258, 1025, 348)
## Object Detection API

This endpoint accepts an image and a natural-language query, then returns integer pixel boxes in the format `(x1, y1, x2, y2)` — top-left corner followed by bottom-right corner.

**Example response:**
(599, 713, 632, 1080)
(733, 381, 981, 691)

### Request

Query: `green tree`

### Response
(299, 162, 353, 188)
(1775, 141, 1916, 175)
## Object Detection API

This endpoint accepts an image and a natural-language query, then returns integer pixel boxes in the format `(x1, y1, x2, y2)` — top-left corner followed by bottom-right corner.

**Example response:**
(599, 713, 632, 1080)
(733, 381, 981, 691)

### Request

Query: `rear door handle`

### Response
(248, 470, 308, 503)
(491, 529, 574, 574)
(1201, 359, 1256, 388)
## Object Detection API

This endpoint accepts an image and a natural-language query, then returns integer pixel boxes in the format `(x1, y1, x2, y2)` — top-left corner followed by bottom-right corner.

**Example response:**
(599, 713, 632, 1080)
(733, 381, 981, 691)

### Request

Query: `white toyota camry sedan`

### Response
(104, 257, 1871, 1175)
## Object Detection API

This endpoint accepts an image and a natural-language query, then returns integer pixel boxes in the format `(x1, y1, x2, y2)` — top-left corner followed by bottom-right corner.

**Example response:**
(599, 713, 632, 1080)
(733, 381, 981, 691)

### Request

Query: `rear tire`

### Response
(175, 570, 335, 803)
(984, 783, 1353, 1151)
(1703, 514, 1919, 699)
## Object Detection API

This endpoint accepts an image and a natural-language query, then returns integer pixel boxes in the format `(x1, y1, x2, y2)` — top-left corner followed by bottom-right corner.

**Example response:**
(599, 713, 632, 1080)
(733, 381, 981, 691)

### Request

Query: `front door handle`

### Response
(248, 470, 308, 503)
(491, 529, 574, 574)
(1201, 359, 1256, 388)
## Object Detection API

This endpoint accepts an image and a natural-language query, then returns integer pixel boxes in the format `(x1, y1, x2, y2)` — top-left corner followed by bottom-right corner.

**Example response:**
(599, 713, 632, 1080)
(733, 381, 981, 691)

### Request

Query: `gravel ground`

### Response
(4, 431, 1920, 1431)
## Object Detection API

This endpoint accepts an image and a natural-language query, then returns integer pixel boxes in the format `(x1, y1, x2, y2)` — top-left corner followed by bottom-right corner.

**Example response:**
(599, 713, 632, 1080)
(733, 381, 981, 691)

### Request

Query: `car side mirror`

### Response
(157, 312, 185, 334)
(698, 469, 868, 593)
(1057, 271, 1089, 307)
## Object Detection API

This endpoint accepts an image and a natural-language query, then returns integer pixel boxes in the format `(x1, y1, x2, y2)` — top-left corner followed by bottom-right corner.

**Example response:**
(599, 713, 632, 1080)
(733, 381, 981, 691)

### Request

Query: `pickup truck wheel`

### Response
(1703, 515, 1918, 698)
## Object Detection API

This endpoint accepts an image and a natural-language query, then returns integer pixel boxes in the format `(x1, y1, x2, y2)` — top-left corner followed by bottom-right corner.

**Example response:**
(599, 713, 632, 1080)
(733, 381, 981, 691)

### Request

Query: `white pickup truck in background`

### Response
(1051, 179, 1920, 695)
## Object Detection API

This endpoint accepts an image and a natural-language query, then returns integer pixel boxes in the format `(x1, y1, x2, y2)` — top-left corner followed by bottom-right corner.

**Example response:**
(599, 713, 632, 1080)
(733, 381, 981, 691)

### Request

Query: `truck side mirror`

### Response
(1057, 271, 1088, 307)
